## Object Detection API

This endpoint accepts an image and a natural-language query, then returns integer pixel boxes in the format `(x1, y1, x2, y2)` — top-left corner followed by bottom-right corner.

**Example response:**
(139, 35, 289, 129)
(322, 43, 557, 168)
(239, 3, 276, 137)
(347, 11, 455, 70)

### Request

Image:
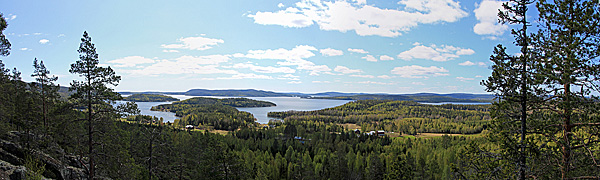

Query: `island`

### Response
(151, 97, 276, 131)
(123, 94, 180, 102)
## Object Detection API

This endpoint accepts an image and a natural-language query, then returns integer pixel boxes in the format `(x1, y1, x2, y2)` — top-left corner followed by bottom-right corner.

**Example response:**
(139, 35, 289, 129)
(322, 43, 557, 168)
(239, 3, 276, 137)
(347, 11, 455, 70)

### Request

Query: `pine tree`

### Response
(0, 13, 10, 57)
(531, 0, 600, 178)
(69, 31, 123, 179)
(31, 58, 59, 131)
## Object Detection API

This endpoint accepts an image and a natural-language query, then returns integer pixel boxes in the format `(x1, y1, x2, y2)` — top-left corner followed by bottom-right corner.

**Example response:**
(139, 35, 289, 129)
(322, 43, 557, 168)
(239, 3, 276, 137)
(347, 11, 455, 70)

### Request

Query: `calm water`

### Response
(117, 101, 180, 122)
(124, 95, 351, 124)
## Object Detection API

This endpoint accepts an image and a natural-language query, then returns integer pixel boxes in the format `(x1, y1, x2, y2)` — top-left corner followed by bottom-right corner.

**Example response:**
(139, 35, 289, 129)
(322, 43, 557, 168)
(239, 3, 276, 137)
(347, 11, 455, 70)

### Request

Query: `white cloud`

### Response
(362, 55, 377, 62)
(348, 48, 369, 54)
(278, 3, 285, 8)
(477, 62, 487, 67)
(350, 74, 375, 78)
(218, 73, 273, 80)
(118, 55, 235, 76)
(108, 56, 156, 67)
(4, 14, 16, 21)
(473, 0, 509, 37)
(244, 45, 317, 60)
(248, 0, 467, 37)
(20, 48, 29, 51)
(58, 34, 65, 38)
(288, 81, 302, 84)
(380, 55, 394, 61)
(334, 66, 362, 74)
(163, 50, 179, 53)
(459, 61, 475, 66)
(390, 65, 449, 78)
(412, 82, 425, 85)
(320, 48, 344, 56)
(475, 75, 483, 78)
(356, 81, 393, 85)
(377, 75, 393, 79)
(39, 39, 49, 44)
(248, 7, 314, 28)
(241, 45, 332, 75)
(161, 36, 224, 51)
(312, 81, 331, 83)
(456, 77, 475, 81)
(303, 65, 332, 76)
(278, 74, 300, 80)
(233, 63, 296, 73)
(397, 44, 474, 61)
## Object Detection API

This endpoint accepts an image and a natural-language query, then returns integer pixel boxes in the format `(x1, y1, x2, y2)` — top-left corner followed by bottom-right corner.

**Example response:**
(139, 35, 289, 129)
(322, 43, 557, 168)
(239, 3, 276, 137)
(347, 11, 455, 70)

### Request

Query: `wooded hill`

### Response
(269, 100, 491, 134)
(123, 94, 179, 102)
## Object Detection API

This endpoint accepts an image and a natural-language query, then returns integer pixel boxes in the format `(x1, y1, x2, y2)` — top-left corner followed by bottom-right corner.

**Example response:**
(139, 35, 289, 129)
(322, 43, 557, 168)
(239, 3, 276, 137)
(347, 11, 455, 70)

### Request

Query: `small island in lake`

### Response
(150, 97, 276, 131)
(123, 94, 180, 102)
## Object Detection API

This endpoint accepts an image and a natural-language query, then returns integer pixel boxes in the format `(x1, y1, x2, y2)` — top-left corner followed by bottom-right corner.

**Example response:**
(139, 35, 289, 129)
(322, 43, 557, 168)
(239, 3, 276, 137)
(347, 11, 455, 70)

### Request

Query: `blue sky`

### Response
(0, 0, 526, 93)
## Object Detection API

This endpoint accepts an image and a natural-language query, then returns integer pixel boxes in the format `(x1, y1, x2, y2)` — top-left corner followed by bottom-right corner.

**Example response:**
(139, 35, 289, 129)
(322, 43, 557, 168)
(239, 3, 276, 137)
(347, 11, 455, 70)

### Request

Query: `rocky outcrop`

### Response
(0, 131, 88, 180)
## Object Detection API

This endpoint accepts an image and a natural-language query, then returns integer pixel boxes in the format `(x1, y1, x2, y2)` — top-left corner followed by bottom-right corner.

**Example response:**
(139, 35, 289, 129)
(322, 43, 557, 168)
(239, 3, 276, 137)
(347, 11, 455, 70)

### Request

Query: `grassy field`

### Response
(340, 123, 361, 130)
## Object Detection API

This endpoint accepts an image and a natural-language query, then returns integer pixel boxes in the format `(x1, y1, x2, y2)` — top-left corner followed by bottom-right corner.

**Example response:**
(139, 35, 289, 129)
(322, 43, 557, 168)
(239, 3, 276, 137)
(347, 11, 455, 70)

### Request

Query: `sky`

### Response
(0, 0, 529, 94)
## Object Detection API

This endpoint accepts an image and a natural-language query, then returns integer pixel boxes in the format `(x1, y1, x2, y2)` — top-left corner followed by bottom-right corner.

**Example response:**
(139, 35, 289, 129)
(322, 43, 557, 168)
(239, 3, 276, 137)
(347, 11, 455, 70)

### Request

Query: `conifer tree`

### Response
(69, 31, 123, 179)
(531, 0, 600, 178)
(31, 58, 59, 131)
(481, 0, 536, 179)
(0, 13, 10, 57)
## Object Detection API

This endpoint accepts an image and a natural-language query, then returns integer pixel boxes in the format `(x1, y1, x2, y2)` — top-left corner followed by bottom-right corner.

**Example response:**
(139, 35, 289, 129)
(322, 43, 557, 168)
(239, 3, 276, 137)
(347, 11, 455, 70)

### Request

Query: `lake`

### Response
(123, 95, 352, 124)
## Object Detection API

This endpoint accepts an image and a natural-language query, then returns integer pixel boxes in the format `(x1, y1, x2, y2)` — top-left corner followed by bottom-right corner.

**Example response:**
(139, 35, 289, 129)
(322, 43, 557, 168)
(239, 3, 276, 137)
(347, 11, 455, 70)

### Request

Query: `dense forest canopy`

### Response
(123, 94, 179, 102)
(308, 94, 490, 103)
(269, 100, 491, 134)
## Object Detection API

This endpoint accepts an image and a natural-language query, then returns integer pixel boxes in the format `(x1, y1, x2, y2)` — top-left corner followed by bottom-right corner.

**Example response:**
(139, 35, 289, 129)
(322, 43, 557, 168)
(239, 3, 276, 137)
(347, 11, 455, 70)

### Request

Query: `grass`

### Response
(340, 123, 361, 130)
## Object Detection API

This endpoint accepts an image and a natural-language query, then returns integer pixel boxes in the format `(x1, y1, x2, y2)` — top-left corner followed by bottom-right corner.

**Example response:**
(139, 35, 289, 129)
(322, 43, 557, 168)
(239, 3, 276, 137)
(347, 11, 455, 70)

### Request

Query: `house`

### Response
(185, 125, 194, 129)
(366, 131, 376, 136)
(377, 130, 385, 136)
(353, 129, 361, 134)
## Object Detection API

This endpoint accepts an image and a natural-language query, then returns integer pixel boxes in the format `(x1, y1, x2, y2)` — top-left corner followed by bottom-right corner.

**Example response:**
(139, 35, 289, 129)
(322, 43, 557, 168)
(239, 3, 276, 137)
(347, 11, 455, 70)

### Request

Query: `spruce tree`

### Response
(481, 0, 537, 179)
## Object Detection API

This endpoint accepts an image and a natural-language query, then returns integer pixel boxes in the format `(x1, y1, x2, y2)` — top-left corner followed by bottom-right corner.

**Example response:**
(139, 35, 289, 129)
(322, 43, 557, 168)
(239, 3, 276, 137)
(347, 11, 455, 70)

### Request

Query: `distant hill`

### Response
(183, 89, 296, 97)
(123, 94, 179, 102)
(117, 88, 494, 103)
(308, 94, 490, 103)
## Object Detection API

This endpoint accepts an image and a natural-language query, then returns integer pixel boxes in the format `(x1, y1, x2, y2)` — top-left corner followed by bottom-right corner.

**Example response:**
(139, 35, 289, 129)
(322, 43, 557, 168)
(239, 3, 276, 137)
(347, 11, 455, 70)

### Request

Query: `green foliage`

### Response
(269, 100, 490, 134)
(25, 155, 45, 180)
(123, 94, 179, 102)
(68, 31, 138, 179)
(0, 13, 10, 57)
(152, 97, 274, 130)
(309, 94, 489, 103)
(168, 97, 276, 107)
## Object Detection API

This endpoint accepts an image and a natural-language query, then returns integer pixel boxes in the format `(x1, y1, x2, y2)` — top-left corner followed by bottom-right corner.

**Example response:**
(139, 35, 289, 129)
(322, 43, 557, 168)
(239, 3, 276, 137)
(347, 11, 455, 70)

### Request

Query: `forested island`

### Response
(150, 97, 276, 131)
(123, 94, 179, 102)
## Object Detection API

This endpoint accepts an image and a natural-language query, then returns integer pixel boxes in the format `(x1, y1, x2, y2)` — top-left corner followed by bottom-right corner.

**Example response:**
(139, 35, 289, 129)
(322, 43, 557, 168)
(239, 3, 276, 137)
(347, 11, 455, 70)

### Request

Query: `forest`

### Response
(123, 94, 180, 102)
(151, 97, 276, 131)
(307, 94, 489, 103)
(0, 0, 599, 179)
(268, 100, 490, 135)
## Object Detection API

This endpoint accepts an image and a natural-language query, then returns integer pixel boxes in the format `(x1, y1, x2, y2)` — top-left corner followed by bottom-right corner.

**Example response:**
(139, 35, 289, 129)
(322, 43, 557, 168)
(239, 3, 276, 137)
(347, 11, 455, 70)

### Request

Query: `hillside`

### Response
(307, 94, 490, 103)
(123, 94, 179, 102)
